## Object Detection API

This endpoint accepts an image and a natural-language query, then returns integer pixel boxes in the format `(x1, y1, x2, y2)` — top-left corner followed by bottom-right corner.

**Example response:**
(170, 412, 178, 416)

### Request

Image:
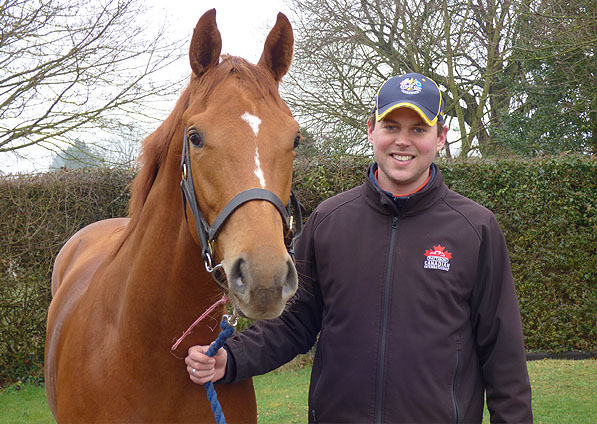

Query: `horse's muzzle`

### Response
(225, 250, 297, 319)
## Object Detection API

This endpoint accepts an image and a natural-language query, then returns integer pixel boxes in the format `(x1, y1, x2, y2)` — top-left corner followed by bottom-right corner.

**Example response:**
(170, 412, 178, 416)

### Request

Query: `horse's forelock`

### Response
(199, 55, 282, 105)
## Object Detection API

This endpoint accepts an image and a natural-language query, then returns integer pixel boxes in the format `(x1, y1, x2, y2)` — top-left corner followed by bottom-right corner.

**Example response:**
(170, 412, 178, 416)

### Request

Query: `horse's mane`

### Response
(117, 55, 282, 249)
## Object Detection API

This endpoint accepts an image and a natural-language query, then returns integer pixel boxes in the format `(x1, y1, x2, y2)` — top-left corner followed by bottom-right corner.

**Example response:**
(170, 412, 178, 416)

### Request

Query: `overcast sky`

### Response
(155, 0, 292, 62)
(2, 0, 293, 174)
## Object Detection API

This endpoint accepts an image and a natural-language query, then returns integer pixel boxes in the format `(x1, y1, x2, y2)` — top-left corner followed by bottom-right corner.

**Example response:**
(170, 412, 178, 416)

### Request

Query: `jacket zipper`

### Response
(375, 214, 399, 423)
(452, 349, 461, 423)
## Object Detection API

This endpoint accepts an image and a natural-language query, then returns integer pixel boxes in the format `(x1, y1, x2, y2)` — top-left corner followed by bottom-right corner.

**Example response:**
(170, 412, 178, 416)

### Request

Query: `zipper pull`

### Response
(392, 215, 399, 228)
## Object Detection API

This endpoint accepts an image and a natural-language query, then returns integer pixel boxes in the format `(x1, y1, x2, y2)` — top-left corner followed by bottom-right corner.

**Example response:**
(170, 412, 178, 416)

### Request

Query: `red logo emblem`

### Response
(424, 245, 453, 259)
(424, 245, 452, 271)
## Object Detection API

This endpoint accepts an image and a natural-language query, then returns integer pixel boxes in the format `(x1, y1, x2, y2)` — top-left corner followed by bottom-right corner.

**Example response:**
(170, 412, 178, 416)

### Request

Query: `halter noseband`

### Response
(179, 127, 303, 288)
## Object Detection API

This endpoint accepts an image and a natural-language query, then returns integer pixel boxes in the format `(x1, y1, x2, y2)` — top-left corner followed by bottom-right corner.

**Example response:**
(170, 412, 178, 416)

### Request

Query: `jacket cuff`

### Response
(217, 344, 237, 384)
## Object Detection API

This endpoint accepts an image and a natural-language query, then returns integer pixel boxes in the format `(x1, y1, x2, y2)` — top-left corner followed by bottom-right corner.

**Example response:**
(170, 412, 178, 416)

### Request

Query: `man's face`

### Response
(368, 107, 447, 195)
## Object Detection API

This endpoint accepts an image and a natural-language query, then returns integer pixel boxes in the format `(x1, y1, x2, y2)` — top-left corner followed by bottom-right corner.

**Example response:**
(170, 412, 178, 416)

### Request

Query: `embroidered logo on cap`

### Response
(424, 244, 452, 272)
(400, 77, 422, 95)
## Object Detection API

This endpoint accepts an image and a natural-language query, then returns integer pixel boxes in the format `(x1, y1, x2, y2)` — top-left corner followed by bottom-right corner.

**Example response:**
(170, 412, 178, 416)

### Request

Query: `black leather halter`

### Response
(179, 127, 303, 288)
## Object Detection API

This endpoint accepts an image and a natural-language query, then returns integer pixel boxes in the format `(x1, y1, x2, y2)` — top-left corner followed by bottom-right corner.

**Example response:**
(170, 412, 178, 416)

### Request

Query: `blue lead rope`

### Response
(204, 317, 236, 424)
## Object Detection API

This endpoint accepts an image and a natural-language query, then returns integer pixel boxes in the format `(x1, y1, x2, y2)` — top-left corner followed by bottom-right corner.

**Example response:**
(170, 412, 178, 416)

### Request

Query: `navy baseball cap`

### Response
(372, 73, 445, 126)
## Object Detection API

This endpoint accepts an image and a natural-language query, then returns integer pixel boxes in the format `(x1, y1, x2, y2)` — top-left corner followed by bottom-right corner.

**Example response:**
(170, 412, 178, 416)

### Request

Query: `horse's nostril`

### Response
(229, 258, 247, 294)
(282, 257, 298, 299)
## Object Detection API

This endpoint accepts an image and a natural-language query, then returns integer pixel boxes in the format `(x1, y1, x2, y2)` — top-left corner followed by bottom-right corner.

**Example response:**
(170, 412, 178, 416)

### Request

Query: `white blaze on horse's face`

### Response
(241, 112, 267, 189)
(242, 111, 261, 136)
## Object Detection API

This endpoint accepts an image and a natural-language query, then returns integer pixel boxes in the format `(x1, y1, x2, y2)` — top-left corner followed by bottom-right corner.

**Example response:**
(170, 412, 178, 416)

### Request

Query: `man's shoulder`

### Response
(442, 188, 498, 226)
(318, 185, 362, 208)
(311, 185, 364, 220)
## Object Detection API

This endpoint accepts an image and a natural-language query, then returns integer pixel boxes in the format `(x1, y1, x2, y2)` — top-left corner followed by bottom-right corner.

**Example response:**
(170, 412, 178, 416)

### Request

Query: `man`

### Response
(186, 72, 533, 423)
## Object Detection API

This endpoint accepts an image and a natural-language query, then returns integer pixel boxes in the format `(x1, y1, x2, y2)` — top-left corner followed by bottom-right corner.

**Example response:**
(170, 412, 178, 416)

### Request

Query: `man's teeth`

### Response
(392, 154, 412, 161)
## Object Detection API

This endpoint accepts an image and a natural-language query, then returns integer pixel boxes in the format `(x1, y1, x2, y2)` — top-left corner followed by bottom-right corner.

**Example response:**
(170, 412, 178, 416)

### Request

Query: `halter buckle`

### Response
(285, 215, 294, 238)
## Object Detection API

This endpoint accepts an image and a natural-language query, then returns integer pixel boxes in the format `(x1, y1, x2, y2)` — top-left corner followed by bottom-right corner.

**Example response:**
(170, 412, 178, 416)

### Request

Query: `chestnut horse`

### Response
(45, 9, 299, 423)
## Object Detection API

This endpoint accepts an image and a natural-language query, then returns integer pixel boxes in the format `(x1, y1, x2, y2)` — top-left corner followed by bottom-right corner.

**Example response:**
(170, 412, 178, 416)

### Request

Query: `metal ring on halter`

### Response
(203, 250, 223, 274)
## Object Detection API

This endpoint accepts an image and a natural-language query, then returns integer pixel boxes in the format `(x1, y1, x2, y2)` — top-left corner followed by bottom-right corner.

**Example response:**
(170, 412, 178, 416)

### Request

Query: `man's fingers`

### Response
(185, 353, 215, 367)
(185, 344, 223, 385)
(187, 365, 214, 381)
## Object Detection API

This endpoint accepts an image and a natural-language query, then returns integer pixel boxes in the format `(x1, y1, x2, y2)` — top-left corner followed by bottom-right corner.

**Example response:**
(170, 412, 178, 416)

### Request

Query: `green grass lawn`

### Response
(1, 360, 594, 423)
(0, 383, 52, 423)
(253, 367, 310, 423)
(524, 359, 596, 423)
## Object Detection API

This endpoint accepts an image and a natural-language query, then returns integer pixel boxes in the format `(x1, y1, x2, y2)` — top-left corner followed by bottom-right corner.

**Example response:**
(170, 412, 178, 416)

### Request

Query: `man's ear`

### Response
(437, 124, 448, 151)
(367, 120, 374, 144)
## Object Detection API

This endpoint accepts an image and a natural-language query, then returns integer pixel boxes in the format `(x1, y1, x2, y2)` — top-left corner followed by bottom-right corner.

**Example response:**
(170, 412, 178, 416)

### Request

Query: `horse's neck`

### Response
(113, 150, 223, 346)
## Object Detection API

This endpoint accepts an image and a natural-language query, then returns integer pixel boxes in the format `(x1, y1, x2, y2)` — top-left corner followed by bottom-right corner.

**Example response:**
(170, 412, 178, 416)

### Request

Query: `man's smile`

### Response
(391, 153, 414, 162)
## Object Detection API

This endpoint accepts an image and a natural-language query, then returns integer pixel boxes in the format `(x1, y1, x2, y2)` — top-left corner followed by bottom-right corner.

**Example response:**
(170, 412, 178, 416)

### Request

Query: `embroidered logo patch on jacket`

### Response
(424, 245, 452, 272)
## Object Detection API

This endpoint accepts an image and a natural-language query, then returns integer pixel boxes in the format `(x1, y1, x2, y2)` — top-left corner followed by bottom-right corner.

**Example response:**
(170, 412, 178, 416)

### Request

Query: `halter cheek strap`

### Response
(179, 127, 303, 287)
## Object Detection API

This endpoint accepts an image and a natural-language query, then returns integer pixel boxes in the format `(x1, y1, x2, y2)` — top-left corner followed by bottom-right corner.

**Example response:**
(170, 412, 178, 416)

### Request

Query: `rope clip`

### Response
(223, 313, 238, 327)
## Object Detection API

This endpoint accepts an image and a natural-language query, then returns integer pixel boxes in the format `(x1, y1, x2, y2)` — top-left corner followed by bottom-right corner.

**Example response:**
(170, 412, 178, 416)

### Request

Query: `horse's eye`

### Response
(189, 132, 204, 147)
(293, 134, 301, 149)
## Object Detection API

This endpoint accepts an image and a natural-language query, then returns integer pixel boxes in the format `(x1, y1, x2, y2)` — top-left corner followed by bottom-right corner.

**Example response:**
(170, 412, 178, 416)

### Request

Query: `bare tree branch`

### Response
(0, 0, 186, 156)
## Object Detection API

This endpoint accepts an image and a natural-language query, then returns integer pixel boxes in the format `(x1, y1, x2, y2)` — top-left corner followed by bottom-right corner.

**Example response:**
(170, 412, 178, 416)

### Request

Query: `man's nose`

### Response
(394, 131, 410, 146)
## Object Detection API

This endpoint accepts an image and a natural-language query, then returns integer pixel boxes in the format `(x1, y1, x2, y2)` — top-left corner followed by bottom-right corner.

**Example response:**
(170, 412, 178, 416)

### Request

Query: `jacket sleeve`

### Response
(470, 215, 533, 423)
(221, 211, 324, 383)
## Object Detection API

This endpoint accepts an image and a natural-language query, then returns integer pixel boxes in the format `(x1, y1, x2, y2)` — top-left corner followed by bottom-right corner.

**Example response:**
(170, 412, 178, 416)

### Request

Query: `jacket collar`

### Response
(362, 163, 448, 217)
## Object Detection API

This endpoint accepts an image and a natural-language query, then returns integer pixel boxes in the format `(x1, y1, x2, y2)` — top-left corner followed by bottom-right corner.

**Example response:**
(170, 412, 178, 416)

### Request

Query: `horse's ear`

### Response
(189, 9, 222, 77)
(258, 13, 293, 82)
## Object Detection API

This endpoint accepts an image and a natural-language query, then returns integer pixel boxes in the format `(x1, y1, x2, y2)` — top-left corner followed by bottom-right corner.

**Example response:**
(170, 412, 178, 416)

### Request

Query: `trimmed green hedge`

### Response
(439, 157, 596, 352)
(1, 156, 595, 386)
(0, 169, 132, 387)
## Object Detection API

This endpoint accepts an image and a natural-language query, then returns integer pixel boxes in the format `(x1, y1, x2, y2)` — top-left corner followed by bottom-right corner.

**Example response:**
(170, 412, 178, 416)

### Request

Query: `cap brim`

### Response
(376, 102, 441, 126)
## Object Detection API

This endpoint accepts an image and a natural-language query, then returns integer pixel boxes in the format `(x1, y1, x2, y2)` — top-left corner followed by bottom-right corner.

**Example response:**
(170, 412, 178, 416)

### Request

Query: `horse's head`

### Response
(181, 9, 299, 319)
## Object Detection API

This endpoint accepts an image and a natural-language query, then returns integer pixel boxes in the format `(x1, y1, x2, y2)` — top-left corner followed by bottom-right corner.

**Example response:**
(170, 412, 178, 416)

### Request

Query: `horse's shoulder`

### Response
(46, 217, 131, 417)
(52, 218, 129, 295)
